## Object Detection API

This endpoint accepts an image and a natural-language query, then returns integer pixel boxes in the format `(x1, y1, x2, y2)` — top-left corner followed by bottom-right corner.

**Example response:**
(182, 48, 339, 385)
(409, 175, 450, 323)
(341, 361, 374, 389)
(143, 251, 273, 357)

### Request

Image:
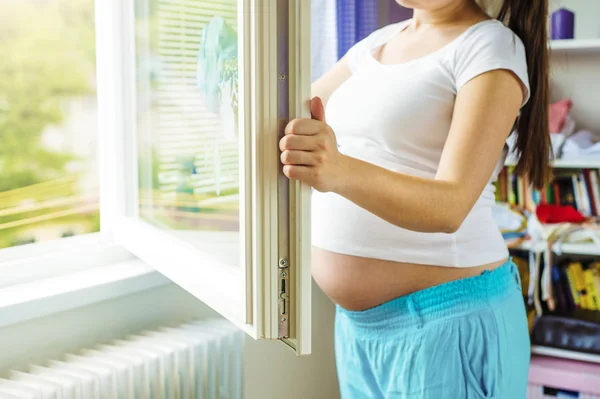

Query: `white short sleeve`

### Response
(452, 21, 530, 106)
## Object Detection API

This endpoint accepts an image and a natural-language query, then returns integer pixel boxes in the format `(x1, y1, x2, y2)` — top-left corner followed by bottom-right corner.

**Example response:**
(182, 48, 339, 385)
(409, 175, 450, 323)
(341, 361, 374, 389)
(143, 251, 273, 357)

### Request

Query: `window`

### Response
(0, 0, 311, 355)
(0, 0, 99, 249)
(96, 0, 313, 354)
(136, 0, 241, 265)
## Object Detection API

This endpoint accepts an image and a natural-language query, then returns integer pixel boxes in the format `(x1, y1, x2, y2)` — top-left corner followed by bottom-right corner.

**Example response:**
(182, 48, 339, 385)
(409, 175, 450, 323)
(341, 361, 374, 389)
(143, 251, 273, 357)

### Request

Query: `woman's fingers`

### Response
(285, 118, 323, 136)
(283, 165, 312, 181)
(280, 150, 317, 166)
(279, 135, 318, 152)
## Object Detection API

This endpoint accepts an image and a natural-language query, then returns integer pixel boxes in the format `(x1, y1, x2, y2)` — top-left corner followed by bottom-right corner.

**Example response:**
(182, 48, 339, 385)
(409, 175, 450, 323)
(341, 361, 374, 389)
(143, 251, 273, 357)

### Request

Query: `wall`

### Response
(0, 281, 339, 399)
(549, 0, 600, 133)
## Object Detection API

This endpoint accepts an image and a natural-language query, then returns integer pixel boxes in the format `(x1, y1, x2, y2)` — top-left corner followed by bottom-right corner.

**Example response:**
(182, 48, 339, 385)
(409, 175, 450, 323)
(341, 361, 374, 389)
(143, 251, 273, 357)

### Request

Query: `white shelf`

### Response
(510, 241, 600, 255)
(551, 38, 600, 53)
(505, 159, 600, 169)
(532, 345, 600, 364)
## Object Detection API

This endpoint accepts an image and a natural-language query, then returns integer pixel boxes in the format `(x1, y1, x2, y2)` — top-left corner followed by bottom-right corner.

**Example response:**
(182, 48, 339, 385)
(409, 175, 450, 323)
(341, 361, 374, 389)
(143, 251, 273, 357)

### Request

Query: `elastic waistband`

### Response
(336, 259, 521, 335)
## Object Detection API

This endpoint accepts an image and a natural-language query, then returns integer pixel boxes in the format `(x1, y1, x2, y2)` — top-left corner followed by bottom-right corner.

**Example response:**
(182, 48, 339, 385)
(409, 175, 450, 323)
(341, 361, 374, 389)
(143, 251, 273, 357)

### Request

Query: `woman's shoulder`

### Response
(449, 19, 530, 104)
(455, 19, 526, 57)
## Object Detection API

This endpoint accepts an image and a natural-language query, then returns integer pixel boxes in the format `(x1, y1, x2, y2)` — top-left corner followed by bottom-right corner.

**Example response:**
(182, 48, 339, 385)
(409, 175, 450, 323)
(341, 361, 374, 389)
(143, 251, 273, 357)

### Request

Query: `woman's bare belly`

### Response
(312, 246, 508, 311)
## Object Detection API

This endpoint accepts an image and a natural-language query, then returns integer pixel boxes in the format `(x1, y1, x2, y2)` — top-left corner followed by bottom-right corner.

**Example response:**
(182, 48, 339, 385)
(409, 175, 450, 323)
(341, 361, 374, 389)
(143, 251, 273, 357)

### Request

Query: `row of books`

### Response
(552, 261, 600, 312)
(495, 167, 535, 211)
(495, 167, 600, 216)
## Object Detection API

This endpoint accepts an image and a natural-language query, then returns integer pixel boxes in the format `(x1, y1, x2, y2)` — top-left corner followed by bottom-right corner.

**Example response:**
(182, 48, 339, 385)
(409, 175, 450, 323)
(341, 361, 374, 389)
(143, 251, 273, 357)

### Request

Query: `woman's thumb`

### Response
(310, 96, 326, 122)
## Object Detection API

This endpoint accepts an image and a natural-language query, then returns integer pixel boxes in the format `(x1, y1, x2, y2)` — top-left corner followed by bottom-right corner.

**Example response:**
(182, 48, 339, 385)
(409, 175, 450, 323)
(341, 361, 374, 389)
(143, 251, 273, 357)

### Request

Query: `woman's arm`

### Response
(280, 69, 524, 233)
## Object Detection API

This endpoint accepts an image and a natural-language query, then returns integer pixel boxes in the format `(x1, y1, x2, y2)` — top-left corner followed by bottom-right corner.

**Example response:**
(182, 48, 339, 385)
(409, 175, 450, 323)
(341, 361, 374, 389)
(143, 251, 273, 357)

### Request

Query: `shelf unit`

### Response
(505, 159, 600, 169)
(511, 9, 600, 369)
(510, 241, 600, 256)
(532, 345, 600, 365)
(551, 38, 600, 53)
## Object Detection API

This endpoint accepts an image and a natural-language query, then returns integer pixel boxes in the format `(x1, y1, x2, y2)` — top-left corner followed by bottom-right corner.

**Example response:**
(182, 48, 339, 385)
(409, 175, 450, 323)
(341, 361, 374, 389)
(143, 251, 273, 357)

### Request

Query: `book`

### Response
(583, 268, 600, 310)
(591, 170, 600, 216)
(559, 266, 576, 310)
(584, 169, 598, 216)
(545, 182, 554, 204)
(508, 167, 516, 205)
(553, 181, 561, 206)
(578, 172, 592, 216)
(569, 262, 592, 310)
(571, 175, 582, 212)
(516, 176, 523, 208)
(557, 176, 576, 207)
(498, 167, 507, 202)
(564, 264, 581, 308)
(593, 268, 600, 303)
(590, 262, 600, 298)
(552, 266, 567, 311)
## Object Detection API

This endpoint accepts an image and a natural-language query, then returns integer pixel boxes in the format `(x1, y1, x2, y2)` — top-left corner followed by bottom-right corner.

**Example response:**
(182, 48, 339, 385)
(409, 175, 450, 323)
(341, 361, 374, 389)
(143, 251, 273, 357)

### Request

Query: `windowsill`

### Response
(0, 259, 170, 329)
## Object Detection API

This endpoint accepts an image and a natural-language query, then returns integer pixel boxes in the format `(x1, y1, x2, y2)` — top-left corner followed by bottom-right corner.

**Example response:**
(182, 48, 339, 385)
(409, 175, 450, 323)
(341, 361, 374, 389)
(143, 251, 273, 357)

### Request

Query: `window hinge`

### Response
(278, 258, 290, 338)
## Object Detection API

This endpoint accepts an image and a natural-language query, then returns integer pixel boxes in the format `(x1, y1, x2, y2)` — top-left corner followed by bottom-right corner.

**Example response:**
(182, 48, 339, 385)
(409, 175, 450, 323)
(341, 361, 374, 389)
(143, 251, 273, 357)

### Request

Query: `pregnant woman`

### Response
(280, 0, 549, 397)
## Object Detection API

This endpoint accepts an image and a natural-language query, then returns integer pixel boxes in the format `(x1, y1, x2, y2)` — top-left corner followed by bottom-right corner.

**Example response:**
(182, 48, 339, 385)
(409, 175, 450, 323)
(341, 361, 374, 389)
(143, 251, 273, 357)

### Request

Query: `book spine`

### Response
(553, 182, 560, 206)
(560, 266, 576, 310)
(545, 181, 554, 204)
(591, 170, 600, 216)
(565, 264, 581, 308)
(552, 266, 567, 311)
(572, 175, 582, 212)
(579, 172, 592, 216)
(584, 268, 600, 310)
(571, 262, 591, 309)
(517, 176, 524, 208)
(499, 167, 507, 202)
(584, 170, 597, 216)
(592, 267, 600, 307)
(508, 167, 516, 205)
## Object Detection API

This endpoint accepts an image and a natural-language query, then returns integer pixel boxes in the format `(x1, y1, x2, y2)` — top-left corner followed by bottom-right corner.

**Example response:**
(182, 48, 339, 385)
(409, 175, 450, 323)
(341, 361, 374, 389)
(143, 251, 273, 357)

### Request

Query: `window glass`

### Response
(0, 0, 99, 249)
(135, 0, 240, 264)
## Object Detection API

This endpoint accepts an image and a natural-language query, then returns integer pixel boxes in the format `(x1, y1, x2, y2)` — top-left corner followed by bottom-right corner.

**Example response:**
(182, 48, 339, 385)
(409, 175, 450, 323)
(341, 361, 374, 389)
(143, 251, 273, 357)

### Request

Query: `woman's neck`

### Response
(411, 0, 485, 28)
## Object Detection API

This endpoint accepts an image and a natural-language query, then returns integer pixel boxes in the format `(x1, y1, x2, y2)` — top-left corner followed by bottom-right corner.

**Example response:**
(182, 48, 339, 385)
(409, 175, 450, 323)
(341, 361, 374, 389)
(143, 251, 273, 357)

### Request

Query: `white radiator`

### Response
(0, 319, 244, 399)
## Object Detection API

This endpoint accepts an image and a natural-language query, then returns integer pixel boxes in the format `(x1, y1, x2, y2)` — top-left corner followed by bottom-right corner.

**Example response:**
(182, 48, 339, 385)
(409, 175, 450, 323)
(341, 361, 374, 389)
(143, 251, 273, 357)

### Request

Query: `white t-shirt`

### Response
(311, 19, 530, 267)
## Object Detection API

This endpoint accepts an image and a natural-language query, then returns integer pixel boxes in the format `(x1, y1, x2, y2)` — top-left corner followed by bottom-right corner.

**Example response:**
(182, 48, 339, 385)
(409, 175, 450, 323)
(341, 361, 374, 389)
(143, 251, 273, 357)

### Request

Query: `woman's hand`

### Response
(280, 97, 348, 192)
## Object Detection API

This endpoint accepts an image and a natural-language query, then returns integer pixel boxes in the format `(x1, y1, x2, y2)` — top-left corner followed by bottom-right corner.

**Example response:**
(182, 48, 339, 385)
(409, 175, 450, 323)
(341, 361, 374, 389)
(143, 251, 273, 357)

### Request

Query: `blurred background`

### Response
(0, 0, 99, 249)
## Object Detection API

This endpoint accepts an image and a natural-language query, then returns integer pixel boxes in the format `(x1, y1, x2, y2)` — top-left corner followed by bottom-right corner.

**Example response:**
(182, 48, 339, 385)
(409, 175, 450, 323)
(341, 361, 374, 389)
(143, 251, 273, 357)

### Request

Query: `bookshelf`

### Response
(532, 345, 600, 364)
(505, 159, 600, 169)
(510, 1, 600, 372)
(510, 241, 600, 256)
(551, 38, 600, 53)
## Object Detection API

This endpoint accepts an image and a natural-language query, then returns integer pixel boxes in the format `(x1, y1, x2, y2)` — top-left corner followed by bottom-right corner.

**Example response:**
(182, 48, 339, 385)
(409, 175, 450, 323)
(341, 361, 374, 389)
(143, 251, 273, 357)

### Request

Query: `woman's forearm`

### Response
(334, 155, 470, 234)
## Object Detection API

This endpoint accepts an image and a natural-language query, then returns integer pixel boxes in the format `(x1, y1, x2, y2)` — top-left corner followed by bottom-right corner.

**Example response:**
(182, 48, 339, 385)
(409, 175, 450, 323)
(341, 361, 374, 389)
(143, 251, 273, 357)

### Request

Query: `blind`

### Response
(153, 0, 238, 197)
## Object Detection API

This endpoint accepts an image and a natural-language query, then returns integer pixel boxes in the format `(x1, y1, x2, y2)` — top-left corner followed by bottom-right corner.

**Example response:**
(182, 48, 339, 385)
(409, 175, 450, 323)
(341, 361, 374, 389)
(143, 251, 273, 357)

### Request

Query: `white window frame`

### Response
(96, 0, 313, 354)
(0, 0, 311, 356)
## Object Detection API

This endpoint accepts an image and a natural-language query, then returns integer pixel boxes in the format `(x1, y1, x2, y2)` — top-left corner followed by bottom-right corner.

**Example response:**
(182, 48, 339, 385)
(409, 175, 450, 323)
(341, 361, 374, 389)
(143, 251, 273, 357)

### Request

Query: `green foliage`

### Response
(0, 0, 96, 192)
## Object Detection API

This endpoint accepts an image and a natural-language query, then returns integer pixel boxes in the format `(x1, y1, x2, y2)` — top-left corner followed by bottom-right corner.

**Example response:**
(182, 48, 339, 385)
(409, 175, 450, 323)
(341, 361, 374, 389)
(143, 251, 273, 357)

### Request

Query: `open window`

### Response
(95, 0, 312, 354)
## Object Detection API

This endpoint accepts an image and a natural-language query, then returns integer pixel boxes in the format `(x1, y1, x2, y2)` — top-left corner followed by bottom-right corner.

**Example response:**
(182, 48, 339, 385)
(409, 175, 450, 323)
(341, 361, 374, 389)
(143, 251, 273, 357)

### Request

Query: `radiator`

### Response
(0, 319, 244, 399)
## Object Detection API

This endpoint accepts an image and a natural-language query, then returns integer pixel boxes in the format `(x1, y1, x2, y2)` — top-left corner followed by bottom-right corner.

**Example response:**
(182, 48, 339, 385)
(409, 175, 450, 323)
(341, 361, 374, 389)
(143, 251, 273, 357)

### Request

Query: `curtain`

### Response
(311, 0, 338, 82)
(336, 0, 379, 59)
(311, 0, 412, 81)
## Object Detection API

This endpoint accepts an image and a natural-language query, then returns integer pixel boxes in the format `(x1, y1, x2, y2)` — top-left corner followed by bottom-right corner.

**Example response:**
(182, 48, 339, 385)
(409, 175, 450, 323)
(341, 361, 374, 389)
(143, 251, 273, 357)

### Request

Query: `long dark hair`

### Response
(488, 0, 552, 189)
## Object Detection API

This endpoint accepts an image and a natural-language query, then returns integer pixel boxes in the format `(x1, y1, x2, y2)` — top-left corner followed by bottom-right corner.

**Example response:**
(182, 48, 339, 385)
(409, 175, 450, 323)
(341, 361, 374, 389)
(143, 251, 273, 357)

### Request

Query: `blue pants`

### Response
(335, 260, 530, 398)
